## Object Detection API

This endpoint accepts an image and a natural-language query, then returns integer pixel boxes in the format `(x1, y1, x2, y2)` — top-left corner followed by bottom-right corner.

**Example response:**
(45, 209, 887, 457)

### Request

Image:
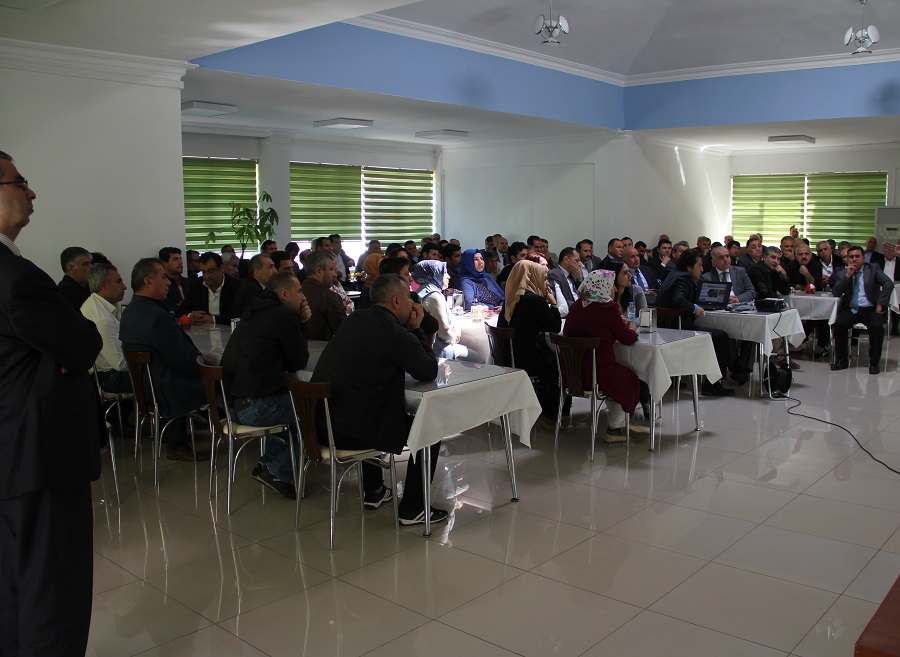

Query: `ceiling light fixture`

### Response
(313, 118, 374, 129)
(844, 0, 880, 55)
(415, 129, 469, 140)
(768, 135, 816, 144)
(181, 101, 237, 117)
(533, 0, 569, 45)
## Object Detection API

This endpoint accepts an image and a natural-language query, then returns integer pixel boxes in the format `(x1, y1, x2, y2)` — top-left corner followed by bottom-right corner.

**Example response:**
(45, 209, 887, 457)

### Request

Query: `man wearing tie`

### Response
(831, 245, 894, 374)
(624, 246, 659, 291)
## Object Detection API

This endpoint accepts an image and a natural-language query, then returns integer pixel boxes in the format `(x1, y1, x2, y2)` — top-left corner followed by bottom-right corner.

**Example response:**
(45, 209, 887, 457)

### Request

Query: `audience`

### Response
(301, 250, 345, 340)
(749, 246, 791, 298)
(548, 246, 585, 317)
(604, 261, 647, 314)
(414, 260, 481, 362)
(57, 246, 92, 310)
(497, 240, 528, 288)
(158, 246, 192, 315)
(81, 263, 131, 393)
(458, 249, 505, 311)
(233, 253, 276, 317)
(185, 251, 239, 325)
(599, 238, 624, 269)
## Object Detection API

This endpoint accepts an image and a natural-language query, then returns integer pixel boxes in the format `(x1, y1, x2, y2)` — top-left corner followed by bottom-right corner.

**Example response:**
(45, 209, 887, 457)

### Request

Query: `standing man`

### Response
(328, 233, 354, 281)
(0, 151, 103, 655)
(57, 246, 92, 310)
(831, 245, 894, 374)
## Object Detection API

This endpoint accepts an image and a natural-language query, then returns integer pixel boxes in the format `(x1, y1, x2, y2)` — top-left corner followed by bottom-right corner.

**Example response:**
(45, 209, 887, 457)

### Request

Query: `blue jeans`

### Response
(232, 393, 296, 483)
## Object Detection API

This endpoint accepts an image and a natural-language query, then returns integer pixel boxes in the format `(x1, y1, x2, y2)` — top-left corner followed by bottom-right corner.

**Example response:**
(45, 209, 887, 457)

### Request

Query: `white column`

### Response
(257, 136, 292, 249)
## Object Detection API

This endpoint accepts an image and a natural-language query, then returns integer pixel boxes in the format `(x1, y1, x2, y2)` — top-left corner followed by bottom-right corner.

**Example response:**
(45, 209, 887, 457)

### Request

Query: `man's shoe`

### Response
(701, 382, 736, 397)
(813, 346, 830, 358)
(251, 464, 296, 500)
(363, 484, 393, 510)
(830, 359, 849, 371)
(165, 444, 209, 462)
(605, 427, 627, 443)
(536, 414, 557, 431)
(869, 364, 880, 375)
(731, 372, 751, 386)
(398, 507, 449, 526)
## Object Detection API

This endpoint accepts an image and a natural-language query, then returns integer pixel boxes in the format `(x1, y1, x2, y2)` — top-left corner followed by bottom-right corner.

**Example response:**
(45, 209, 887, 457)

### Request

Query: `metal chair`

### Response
(283, 373, 399, 549)
(91, 368, 122, 505)
(197, 359, 293, 515)
(485, 323, 516, 367)
(550, 333, 629, 461)
(123, 350, 203, 487)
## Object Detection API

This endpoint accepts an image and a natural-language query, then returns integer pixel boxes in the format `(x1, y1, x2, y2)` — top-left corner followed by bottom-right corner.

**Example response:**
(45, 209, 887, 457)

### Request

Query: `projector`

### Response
(756, 298, 786, 312)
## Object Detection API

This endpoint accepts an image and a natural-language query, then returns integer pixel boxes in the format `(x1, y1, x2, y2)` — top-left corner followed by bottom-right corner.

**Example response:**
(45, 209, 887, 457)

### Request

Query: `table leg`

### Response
(648, 395, 657, 452)
(501, 414, 519, 502)
(421, 447, 431, 538)
(691, 374, 701, 431)
(757, 343, 766, 399)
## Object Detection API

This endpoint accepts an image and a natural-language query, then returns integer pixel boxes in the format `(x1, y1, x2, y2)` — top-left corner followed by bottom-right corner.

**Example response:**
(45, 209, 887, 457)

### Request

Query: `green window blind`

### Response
(289, 163, 363, 242)
(362, 167, 434, 244)
(731, 172, 886, 246)
(183, 157, 257, 252)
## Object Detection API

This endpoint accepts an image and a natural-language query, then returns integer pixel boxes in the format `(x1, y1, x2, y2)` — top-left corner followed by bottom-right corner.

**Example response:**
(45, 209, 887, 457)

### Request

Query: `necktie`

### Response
(720, 271, 725, 283)
(849, 272, 860, 313)
(634, 268, 646, 290)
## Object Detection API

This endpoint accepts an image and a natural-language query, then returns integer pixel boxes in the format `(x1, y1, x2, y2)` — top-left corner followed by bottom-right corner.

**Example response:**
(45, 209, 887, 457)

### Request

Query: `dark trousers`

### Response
(833, 306, 886, 364)
(0, 484, 93, 657)
(801, 319, 831, 347)
(694, 326, 732, 379)
(97, 369, 133, 394)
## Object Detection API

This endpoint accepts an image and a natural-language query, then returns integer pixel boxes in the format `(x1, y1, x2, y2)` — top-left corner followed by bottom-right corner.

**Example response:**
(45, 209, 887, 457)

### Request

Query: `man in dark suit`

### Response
(831, 245, 894, 374)
(701, 246, 756, 302)
(185, 251, 239, 326)
(159, 246, 192, 316)
(119, 258, 208, 461)
(301, 250, 346, 340)
(737, 236, 764, 271)
(575, 239, 603, 274)
(624, 246, 658, 291)
(312, 274, 446, 526)
(497, 241, 528, 289)
(749, 246, 791, 298)
(0, 151, 103, 655)
(786, 242, 831, 356)
(864, 236, 885, 268)
(598, 237, 624, 270)
(57, 245, 92, 310)
(232, 253, 276, 318)
(547, 247, 582, 311)
(649, 239, 676, 283)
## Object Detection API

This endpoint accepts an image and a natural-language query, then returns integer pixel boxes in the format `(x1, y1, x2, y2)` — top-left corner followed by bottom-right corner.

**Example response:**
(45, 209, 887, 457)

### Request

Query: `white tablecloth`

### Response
(695, 308, 805, 353)
(455, 315, 493, 364)
(783, 293, 840, 324)
(613, 329, 721, 400)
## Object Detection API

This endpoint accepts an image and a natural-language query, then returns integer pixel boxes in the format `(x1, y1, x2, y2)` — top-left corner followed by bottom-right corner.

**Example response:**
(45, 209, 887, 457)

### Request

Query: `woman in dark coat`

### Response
(459, 249, 505, 311)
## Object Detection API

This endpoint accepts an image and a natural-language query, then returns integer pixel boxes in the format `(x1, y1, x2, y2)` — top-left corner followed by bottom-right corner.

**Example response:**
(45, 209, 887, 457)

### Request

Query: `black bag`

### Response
(763, 357, 793, 398)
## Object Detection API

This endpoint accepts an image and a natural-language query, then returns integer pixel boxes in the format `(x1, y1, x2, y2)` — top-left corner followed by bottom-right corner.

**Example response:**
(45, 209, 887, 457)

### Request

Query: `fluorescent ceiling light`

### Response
(181, 101, 237, 117)
(415, 129, 469, 140)
(313, 118, 374, 129)
(767, 134, 816, 144)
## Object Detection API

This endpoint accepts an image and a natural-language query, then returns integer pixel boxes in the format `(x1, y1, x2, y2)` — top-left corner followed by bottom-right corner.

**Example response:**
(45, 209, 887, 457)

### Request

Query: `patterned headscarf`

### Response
(578, 268, 616, 306)
(503, 260, 551, 322)
(413, 260, 447, 300)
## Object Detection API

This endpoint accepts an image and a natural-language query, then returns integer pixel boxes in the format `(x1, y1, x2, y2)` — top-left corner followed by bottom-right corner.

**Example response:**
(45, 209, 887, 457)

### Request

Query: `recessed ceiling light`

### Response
(313, 118, 374, 129)
(415, 129, 469, 140)
(767, 134, 816, 144)
(181, 101, 237, 117)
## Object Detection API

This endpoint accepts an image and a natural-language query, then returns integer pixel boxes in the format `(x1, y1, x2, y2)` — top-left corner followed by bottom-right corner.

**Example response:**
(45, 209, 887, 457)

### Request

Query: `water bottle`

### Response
(627, 302, 636, 324)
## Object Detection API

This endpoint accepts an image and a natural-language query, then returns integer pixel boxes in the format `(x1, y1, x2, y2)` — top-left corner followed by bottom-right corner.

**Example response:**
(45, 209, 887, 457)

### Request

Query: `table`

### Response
(454, 314, 493, 364)
(783, 292, 840, 324)
(613, 328, 720, 451)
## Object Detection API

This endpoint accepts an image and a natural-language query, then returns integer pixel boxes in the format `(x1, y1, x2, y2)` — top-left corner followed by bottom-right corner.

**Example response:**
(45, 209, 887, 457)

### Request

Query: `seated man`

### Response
(301, 250, 346, 340)
(80, 263, 131, 393)
(749, 246, 791, 298)
(624, 245, 658, 292)
(655, 249, 735, 396)
(547, 247, 583, 317)
(786, 242, 830, 356)
(158, 246, 192, 316)
(312, 274, 447, 526)
(497, 241, 528, 289)
(221, 271, 311, 498)
(185, 251, 240, 325)
(120, 258, 208, 461)
(232, 253, 276, 318)
(649, 239, 675, 283)
(57, 246, 92, 310)
(831, 245, 894, 374)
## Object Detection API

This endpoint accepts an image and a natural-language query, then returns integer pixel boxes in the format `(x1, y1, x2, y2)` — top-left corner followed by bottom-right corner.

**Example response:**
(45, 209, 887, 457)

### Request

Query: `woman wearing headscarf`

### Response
(497, 260, 562, 427)
(355, 252, 385, 310)
(459, 249, 505, 311)
(602, 261, 647, 315)
(563, 269, 649, 443)
(414, 260, 481, 362)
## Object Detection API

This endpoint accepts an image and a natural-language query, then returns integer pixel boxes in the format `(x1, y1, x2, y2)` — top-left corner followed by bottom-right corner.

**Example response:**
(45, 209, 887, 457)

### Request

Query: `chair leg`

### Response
(329, 458, 338, 549)
(226, 434, 235, 515)
(357, 462, 365, 514)
(589, 395, 597, 462)
(625, 413, 631, 451)
(389, 455, 400, 528)
(208, 434, 217, 500)
(554, 391, 564, 452)
(107, 427, 121, 506)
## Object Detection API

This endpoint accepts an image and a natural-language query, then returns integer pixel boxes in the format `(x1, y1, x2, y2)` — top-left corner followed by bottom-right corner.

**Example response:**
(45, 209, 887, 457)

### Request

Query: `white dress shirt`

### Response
(205, 281, 223, 316)
(0, 233, 21, 257)
(80, 292, 127, 372)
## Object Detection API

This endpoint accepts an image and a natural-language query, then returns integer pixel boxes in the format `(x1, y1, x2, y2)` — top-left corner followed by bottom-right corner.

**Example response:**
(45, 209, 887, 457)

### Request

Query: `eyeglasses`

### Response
(0, 179, 29, 191)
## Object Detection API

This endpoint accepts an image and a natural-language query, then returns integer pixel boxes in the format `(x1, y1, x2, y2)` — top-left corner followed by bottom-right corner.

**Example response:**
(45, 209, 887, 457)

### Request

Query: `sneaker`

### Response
(251, 463, 296, 500)
(398, 507, 450, 526)
(363, 484, 393, 510)
(604, 427, 627, 443)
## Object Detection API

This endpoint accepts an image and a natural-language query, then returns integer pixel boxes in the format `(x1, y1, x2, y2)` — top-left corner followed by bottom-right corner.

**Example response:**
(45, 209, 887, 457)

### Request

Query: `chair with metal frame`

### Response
(197, 358, 294, 515)
(283, 373, 399, 549)
(485, 323, 516, 367)
(91, 368, 123, 505)
(550, 333, 630, 461)
(123, 350, 204, 487)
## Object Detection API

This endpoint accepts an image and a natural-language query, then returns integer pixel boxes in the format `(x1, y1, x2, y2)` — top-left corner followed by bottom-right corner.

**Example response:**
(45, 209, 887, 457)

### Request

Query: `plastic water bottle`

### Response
(627, 302, 636, 324)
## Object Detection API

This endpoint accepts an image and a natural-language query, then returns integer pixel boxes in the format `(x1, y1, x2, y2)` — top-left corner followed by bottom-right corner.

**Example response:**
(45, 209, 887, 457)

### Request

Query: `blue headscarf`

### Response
(459, 248, 505, 306)
(459, 249, 487, 282)
(414, 260, 446, 301)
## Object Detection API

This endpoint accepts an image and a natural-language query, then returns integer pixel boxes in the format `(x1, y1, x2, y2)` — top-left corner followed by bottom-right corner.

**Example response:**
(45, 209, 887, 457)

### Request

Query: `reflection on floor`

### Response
(89, 342, 900, 657)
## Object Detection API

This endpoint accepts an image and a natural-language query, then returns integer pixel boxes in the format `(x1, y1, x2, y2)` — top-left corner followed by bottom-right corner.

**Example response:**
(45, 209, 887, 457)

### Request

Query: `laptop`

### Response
(695, 281, 732, 310)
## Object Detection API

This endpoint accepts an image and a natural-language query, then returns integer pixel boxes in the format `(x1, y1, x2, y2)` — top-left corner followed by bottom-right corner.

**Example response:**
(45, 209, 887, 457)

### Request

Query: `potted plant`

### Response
(205, 191, 279, 259)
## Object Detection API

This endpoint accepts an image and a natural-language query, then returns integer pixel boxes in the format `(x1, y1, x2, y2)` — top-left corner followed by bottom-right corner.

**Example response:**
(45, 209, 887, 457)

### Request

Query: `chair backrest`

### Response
(485, 323, 516, 367)
(654, 307, 683, 329)
(197, 359, 227, 436)
(549, 333, 601, 398)
(283, 373, 332, 463)
(123, 350, 154, 416)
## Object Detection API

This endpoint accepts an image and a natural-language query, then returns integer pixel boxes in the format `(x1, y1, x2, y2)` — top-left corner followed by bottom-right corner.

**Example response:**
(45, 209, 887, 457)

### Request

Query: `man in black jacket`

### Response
(0, 151, 103, 655)
(159, 246, 192, 316)
(787, 242, 830, 356)
(221, 271, 311, 498)
(655, 249, 734, 396)
(185, 251, 239, 326)
(233, 253, 276, 318)
(312, 274, 447, 526)
(57, 245, 92, 310)
(749, 246, 791, 298)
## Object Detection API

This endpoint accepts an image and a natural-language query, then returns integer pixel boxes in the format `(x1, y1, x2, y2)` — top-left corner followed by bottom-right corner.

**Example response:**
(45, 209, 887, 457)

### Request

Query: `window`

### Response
(182, 157, 257, 252)
(731, 172, 887, 246)
(290, 162, 434, 245)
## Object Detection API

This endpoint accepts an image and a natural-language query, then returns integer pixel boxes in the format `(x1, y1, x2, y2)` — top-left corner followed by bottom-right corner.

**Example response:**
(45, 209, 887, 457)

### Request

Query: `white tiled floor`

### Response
(88, 342, 900, 656)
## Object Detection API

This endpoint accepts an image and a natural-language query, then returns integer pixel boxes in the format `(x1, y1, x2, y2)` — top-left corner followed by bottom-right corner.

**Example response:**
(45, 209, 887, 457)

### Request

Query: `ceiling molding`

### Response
(0, 37, 195, 88)
(730, 140, 900, 157)
(626, 131, 731, 156)
(343, 14, 627, 86)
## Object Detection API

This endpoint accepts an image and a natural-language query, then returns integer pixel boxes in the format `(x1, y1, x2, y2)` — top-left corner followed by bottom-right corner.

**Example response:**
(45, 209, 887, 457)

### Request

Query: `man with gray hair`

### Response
(232, 253, 276, 317)
(748, 245, 791, 298)
(302, 250, 345, 340)
(57, 245, 92, 310)
(81, 262, 131, 393)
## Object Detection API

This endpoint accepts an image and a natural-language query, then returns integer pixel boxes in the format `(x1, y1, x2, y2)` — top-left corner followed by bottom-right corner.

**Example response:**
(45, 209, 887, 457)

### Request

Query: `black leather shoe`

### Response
(701, 382, 735, 397)
(251, 464, 296, 500)
(830, 359, 849, 371)
(869, 364, 880, 375)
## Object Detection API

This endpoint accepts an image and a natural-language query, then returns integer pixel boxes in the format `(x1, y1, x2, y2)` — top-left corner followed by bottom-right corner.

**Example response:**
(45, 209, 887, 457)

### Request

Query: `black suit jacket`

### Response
(119, 295, 205, 417)
(785, 258, 825, 290)
(312, 306, 437, 454)
(164, 275, 192, 316)
(185, 274, 240, 325)
(654, 271, 698, 328)
(635, 264, 661, 290)
(866, 251, 886, 268)
(749, 262, 791, 297)
(1, 245, 102, 498)
(57, 275, 89, 311)
(547, 265, 578, 304)
(831, 264, 894, 310)
(233, 277, 265, 319)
